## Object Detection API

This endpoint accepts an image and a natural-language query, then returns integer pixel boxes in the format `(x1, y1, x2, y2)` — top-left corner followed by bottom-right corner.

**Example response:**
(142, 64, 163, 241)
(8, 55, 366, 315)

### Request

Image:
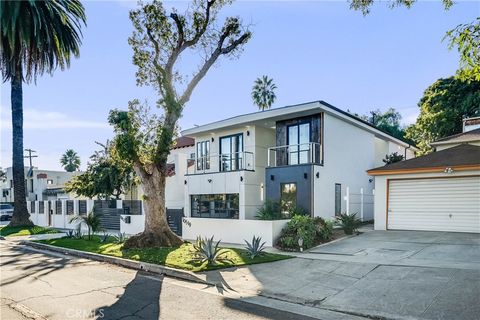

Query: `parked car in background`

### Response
(0, 204, 14, 221)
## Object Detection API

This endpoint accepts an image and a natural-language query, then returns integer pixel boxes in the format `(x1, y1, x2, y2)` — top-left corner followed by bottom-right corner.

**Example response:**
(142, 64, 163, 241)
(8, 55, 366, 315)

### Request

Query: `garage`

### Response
(368, 144, 480, 233)
(387, 176, 480, 233)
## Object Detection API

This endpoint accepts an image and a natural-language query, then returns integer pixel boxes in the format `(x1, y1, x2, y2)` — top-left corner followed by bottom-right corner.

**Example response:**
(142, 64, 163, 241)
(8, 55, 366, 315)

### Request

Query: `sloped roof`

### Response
(430, 128, 480, 146)
(367, 144, 480, 175)
(172, 136, 195, 149)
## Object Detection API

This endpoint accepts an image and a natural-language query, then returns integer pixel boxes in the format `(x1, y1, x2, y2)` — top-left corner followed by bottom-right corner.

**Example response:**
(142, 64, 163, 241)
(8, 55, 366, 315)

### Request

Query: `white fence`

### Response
(343, 187, 374, 221)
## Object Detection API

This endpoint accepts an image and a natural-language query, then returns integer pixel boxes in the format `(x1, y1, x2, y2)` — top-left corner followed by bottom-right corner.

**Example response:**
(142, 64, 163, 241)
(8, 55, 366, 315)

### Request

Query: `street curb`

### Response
(20, 240, 216, 287)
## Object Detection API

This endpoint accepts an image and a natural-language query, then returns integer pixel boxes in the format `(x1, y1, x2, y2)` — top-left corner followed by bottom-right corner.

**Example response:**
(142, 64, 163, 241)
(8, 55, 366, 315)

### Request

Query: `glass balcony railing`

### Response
(267, 142, 323, 167)
(186, 151, 255, 175)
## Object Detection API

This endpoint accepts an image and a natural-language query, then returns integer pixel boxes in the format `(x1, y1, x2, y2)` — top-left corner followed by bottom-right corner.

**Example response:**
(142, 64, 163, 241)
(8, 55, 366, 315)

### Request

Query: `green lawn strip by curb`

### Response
(0, 225, 59, 237)
(36, 236, 292, 272)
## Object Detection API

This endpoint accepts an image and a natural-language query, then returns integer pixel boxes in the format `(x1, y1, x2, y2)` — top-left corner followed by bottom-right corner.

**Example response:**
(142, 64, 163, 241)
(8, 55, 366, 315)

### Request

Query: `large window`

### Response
(220, 133, 243, 172)
(287, 122, 310, 165)
(196, 141, 210, 171)
(191, 194, 239, 219)
(280, 183, 297, 214)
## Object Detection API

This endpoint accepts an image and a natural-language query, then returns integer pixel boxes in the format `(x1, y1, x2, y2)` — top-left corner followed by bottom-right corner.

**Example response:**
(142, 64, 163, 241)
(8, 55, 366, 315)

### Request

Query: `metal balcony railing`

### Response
(186, 151, 255, 175)
(267, 142, 323, 167)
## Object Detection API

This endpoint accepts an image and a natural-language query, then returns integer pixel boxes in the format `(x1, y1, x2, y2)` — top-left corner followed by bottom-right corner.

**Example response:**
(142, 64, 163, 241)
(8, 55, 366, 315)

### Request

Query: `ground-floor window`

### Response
(280, 183, 297, 214)
(191, 194, 239, 219)
(335, 183, 341, 216)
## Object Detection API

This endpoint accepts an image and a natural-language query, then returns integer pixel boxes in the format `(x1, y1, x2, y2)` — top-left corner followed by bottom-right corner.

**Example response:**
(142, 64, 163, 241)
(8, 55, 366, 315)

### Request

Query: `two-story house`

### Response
(179, 100, 416, 244)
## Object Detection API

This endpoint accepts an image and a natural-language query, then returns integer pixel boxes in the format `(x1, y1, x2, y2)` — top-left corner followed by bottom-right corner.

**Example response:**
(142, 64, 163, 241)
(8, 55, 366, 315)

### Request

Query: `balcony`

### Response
(186, 151, 255, 175)
(267, 142, 323, 167)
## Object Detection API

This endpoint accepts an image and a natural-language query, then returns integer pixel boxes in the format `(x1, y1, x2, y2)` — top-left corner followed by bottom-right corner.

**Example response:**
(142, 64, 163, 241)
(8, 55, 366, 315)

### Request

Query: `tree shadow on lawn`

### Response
(95, 271, 162, 320)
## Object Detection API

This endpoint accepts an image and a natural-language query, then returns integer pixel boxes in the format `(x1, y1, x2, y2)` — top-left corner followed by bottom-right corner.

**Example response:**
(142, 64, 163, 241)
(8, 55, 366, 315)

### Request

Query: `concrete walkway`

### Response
(201, 230, 480, 320)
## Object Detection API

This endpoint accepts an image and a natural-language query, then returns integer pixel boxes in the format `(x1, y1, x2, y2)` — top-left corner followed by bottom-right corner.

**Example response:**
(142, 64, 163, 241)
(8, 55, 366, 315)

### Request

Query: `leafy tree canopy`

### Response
(405, 77, 480, 154)
(351, 107, 407, 141)
(65, 141, 136, 199)
(383, 152, 404, 165)
(445, 18, 480, 82)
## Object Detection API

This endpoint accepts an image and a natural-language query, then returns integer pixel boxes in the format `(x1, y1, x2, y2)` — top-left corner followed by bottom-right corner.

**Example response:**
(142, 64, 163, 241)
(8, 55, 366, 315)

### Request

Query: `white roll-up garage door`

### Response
(388, 176, 480, 233)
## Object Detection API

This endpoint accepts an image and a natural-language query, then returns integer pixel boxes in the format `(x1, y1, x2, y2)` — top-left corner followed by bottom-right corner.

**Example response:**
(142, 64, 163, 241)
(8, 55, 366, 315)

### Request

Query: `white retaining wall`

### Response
(120, 214, 145, 235)
(182, 218, 289, 246)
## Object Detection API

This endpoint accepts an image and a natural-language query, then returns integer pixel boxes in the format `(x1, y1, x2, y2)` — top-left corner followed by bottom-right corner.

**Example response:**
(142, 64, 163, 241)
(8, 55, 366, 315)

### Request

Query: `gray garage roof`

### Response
(367, 144, 480, 175)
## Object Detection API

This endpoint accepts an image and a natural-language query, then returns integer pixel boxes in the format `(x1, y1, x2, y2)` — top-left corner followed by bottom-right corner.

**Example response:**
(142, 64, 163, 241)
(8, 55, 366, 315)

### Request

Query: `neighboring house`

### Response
(368, 118, 480, 233)
(0, 167, 82, 202)
(181, 100, 416, 226)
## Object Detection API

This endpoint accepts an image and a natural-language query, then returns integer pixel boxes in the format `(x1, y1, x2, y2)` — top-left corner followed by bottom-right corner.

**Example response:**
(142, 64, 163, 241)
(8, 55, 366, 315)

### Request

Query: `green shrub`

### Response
(317, 219, 334, 241)
(288, 206, 309, 217)
(337, 213, 361, 235)
(277, 215, 317, 250)
(256, 200, 284, 220)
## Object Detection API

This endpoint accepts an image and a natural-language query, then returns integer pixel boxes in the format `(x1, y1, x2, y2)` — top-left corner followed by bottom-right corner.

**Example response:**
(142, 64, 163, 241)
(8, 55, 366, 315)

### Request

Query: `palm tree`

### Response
(61, 149, 81, 172)
(251, 75, 277, 111)
(0, 1, 86, 227)
(70, 211, 102, 241)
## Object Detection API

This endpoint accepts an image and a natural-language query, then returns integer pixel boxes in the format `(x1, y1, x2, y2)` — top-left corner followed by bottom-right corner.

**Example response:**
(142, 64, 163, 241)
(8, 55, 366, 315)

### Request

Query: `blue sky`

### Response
(1, 0, 479, 170)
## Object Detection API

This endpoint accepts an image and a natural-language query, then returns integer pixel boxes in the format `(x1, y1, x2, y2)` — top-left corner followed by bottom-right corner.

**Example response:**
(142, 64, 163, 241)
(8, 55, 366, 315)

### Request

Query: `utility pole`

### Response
(24, 149, 38, 168)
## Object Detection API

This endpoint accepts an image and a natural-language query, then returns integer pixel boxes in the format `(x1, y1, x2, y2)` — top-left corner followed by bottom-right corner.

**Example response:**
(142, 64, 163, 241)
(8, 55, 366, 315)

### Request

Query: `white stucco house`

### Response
(177, 100, 417, 244)
(368, 117, 480, 234)
(0, 167, 82, 202)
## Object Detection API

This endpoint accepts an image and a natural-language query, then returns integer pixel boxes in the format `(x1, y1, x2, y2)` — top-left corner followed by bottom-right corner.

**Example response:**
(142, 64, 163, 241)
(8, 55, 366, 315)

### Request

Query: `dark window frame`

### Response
(280, 182, 297, 214)
(286, 120, 311, 165)
(219, 133, 244, 172)
(196, 141, 210, 171)
(335, 183, 342, 216)
(190, 193, 239, 219)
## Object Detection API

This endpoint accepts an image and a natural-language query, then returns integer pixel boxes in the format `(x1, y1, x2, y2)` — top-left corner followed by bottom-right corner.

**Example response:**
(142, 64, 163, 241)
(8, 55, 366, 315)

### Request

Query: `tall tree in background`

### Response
(66, 142, 135, 200)
(60, 149, 81, 172)
(252, 75, 277, 111)
(445, 18, 480, 82)
(109, 0, 251, 248)
(405, 77, 480, 154)
(0, 1, 86, 227)
(368, 108, 405, 141)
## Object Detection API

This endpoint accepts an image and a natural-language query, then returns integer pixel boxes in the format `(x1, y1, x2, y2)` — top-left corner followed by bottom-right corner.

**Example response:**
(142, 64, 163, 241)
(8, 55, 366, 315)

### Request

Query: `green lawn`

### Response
(38, 236, 291, 272)
(0, 225, 59, 237)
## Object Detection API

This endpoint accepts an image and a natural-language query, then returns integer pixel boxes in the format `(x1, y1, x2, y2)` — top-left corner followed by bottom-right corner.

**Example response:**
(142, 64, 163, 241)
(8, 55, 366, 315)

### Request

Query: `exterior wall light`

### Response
(298, 237, 304, 252)
(270, 175, 274, 181)
(316, 172, 320, 178)
(444, 167, 454, 174)
(211, 137, 214, 142)
(304, 173, 308, 179)
(184, 180, 187, 185)
(247, 130, 250, 136)
(208, 179, 212, 183)
(240, 176, 244, 182)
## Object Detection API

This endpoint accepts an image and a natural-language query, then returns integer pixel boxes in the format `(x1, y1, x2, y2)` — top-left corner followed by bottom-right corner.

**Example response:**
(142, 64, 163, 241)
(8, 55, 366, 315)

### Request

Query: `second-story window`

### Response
(287, 122, 310, 165)
(196, 141, 210, 171)
(220, 133, 244, 171)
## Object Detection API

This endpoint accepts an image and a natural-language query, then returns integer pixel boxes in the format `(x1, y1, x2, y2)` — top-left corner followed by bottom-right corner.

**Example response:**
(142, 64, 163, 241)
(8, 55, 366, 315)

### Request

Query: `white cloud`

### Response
(0, 108, 109, 130)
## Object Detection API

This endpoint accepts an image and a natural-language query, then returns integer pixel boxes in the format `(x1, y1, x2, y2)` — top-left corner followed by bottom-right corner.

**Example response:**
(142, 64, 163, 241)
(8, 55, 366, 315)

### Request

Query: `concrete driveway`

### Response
(202, 230, 480, 320)
(307, 230, 480, 270)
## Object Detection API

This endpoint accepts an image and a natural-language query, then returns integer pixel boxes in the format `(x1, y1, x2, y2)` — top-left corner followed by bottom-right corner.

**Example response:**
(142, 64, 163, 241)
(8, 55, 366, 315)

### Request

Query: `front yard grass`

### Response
(0, 225, 59, 237)
(37, 236, 291, 272)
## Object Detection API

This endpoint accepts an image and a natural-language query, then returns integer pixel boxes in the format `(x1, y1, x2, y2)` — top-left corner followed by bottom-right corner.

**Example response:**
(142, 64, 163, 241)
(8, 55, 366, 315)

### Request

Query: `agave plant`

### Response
(244, 236, 266, 259)
(100, 231, 110, 243)
(192, 236, 229, 266)
(114, 232, 128, 244)
(66, 229, 74, 238)
(73, 225, 82, 239)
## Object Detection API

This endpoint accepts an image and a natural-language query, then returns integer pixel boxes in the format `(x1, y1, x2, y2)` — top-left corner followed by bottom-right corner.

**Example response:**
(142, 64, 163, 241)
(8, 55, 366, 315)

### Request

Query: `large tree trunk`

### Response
(9, 68, 33, 227)
(124, 167, 183, 248)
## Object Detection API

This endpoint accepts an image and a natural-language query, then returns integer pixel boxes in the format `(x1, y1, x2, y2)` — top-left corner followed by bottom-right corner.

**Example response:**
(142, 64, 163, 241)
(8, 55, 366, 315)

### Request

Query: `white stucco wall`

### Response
(313, 113, 376, 220)
(120, 214, 145, 235)
(182, 218, 289, 246)
(372, 170, 479, 231)
(184, 125, 274, 220)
